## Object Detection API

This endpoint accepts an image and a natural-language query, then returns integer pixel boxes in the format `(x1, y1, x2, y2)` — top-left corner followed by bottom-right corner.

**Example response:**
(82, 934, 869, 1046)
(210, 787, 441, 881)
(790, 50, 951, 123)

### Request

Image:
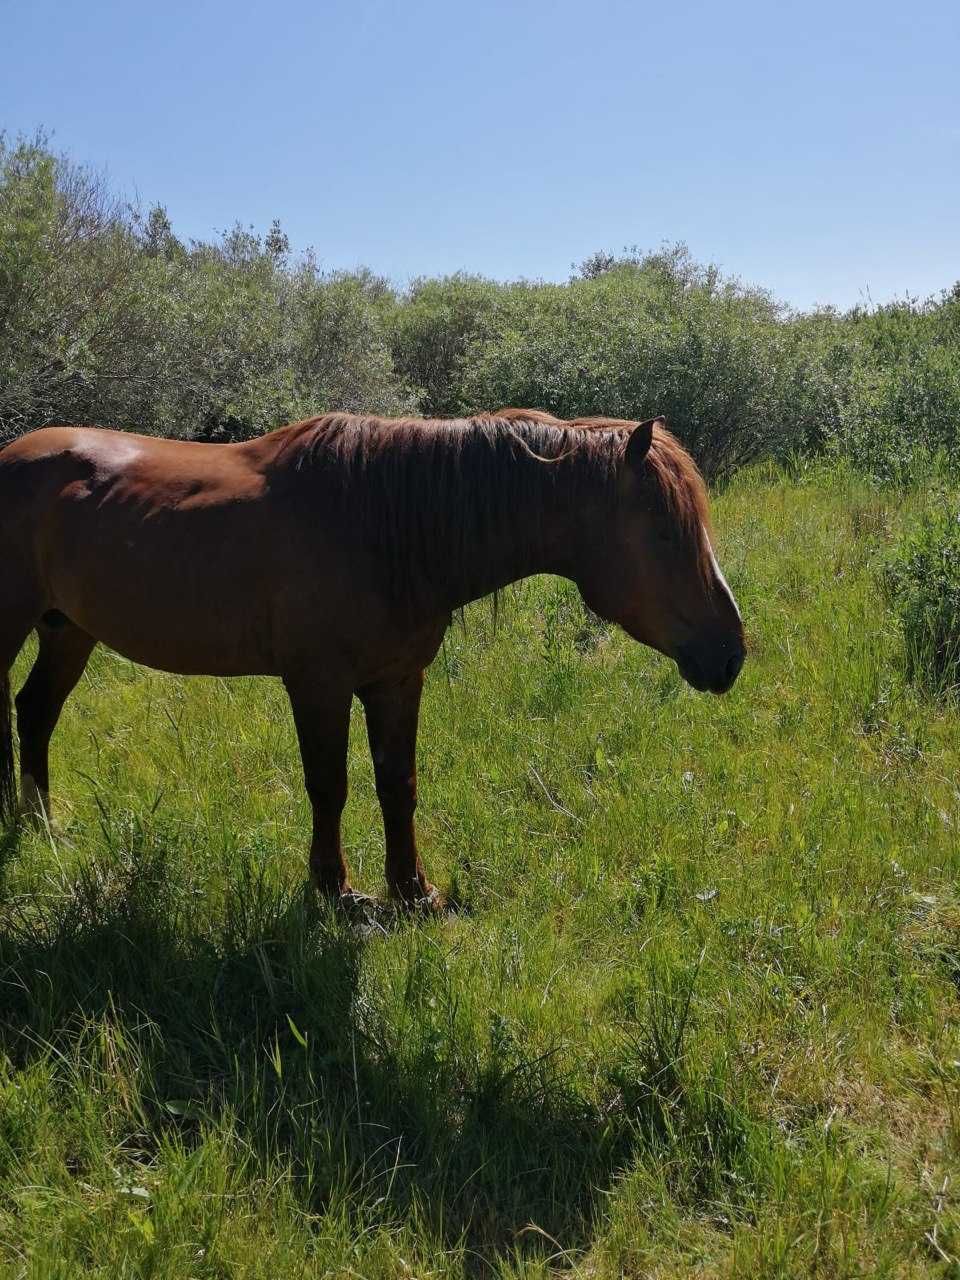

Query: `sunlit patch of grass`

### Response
(2, 470, 960, 1276)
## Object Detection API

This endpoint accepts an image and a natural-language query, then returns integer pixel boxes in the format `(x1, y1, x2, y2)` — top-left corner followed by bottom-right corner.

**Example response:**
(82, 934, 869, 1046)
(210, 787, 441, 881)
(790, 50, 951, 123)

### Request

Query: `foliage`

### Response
(292, 266, 417, 423)
(883, 499, 960, 694)
(0, 134, 166, 440)
(387, 273, 506, 416)
(2, 132, 960, 477)
(457, 248, 847, 478)
(827, 294, 960, 484)
(0, 135, 412, 442)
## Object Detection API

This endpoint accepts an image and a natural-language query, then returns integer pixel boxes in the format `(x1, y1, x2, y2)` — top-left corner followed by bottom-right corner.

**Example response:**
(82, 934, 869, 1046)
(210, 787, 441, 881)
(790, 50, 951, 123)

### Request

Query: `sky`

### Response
(3, 0, 958, 311)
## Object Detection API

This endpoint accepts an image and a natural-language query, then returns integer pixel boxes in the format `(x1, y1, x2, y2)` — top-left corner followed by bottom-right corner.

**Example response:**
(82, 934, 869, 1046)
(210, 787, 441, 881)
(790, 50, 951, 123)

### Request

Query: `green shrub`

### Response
(825, 292, 960, 484)
(3, 134, 960, 481)
(457, 248, 843, 480)
(292, 267, 416, 422)
(0, 135, 414, 442)
(0, 134, 170, 441)
(387, 274, 506, 416)
(883, 502, 960, 694)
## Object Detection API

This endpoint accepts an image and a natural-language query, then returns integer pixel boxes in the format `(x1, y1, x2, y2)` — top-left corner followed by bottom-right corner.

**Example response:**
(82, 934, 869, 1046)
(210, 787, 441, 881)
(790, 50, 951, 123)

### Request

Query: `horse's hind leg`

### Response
(15, 614, 96, 823)
(0, 597, 44, 827)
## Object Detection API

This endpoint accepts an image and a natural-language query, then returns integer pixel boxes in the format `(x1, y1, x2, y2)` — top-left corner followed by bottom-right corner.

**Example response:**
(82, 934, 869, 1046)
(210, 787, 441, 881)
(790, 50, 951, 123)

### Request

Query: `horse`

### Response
(0, 409, 745, 907)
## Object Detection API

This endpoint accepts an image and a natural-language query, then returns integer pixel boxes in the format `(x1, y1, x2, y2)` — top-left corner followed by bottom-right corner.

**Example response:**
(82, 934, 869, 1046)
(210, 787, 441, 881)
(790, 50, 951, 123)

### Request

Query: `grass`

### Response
(1, 467, 959, 1277)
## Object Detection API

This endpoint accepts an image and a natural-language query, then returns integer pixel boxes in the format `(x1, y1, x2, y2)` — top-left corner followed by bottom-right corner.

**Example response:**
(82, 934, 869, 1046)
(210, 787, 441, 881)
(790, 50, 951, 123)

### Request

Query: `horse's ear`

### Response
(624, 417, 664, 470)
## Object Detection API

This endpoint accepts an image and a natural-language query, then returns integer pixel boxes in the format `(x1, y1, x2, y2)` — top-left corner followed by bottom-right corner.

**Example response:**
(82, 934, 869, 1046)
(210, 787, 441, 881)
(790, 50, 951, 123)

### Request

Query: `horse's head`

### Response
(574, 417, 745, 694)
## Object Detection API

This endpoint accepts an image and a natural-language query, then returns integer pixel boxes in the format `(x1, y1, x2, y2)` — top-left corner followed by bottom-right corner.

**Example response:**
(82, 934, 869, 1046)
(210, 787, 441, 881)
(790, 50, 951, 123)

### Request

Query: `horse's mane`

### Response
(283, 408, 710, 604)
(497, 408, 711, 543)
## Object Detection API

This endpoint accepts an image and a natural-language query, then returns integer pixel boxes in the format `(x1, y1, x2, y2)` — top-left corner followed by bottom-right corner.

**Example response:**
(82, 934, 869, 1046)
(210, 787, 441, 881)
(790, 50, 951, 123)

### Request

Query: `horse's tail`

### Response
(0, 670, 15, 826)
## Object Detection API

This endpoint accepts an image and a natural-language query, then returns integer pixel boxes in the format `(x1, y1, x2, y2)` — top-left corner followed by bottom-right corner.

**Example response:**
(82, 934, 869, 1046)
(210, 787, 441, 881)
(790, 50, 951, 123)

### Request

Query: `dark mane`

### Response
(285, 408, 711, 605)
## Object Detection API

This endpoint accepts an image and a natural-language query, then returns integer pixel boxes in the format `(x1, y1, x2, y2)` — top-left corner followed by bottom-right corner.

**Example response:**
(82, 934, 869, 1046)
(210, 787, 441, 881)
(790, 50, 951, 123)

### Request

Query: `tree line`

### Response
(2, 134, 958, 482)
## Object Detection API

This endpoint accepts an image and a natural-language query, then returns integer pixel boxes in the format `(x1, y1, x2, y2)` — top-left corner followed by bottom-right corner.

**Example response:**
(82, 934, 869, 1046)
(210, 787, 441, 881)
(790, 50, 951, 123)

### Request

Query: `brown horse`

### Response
(0, 409, 744, 906)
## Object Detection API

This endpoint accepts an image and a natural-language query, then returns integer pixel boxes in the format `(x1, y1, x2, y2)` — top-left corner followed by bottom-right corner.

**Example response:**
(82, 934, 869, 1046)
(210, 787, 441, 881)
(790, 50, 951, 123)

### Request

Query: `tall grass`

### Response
(883, 502, 960, 699)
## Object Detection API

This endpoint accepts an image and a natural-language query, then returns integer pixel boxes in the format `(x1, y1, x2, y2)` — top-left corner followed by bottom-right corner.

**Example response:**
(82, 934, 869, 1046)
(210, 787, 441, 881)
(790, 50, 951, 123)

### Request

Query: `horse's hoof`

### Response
(339, 888, 376, 911)
(338, 890, 390, 935)
(391, 882, 445, 916)
(421, 884, 445, 914)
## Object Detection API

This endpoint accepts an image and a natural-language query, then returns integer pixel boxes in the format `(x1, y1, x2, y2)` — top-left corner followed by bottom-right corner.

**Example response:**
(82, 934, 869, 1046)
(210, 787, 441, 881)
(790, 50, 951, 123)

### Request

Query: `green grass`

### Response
(2, 469, 959, 1278)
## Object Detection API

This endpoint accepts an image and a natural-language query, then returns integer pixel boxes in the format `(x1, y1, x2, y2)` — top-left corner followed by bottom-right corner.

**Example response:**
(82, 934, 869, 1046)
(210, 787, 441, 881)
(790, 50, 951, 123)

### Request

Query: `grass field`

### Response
(1, 469, 959, 1278)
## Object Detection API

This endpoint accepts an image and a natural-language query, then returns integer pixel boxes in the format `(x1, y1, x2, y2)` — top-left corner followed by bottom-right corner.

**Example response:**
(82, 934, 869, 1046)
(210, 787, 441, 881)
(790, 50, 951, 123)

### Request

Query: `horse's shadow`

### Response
(0, 829, 653, 1270)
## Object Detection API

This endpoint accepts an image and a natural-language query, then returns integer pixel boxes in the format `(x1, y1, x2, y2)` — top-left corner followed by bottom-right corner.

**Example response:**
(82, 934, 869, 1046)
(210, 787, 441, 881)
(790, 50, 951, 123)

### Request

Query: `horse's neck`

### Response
(288, 420, 604, 615)
(437, 463, 584, 612)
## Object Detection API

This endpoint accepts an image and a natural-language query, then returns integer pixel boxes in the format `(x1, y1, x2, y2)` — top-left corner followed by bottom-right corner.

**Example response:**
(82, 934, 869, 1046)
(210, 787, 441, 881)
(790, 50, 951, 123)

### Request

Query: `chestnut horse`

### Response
(0, 410, 744, 906)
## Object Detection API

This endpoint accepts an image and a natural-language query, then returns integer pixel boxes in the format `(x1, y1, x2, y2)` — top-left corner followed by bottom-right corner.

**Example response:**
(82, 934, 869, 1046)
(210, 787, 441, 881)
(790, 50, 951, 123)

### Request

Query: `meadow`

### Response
(3, 130, 960, 1278)
(2, 466, 959, 1278)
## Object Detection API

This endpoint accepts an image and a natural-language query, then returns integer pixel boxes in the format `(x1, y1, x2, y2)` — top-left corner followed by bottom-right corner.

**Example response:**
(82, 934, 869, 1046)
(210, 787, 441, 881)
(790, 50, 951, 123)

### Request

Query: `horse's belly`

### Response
(73, 609, 277, 677)
(58, 585, 278, 676)
(43, 507, 279, 676)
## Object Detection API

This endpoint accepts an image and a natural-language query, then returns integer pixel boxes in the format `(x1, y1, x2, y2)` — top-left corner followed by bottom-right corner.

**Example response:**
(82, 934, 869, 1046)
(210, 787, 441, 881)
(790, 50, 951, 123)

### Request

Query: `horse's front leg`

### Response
(358, 670, 438, 908)
(284, 676, 354, 899)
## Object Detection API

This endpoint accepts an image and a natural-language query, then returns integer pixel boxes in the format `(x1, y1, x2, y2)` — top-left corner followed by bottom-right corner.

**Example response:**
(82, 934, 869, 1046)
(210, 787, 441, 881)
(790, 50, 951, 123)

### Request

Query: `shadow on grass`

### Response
(0, 819, 753, 1270)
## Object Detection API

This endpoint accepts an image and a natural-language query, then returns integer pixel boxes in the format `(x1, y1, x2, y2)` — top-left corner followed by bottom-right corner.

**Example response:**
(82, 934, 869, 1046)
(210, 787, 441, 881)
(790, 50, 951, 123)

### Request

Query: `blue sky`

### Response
(3, 0, 958, 310)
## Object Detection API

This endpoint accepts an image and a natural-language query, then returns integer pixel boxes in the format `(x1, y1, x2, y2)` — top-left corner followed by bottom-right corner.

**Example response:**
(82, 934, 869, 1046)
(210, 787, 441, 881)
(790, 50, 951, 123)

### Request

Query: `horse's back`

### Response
(0, 426, 287, 674)
(0, 424, 265, 503)
(0, 422, 423, 681)
(1, 423, 152, 474)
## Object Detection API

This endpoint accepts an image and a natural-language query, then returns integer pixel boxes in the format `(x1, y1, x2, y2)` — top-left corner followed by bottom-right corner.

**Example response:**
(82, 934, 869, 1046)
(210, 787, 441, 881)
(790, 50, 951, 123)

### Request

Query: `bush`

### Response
(2, 134, 959, 479)
(883, 503, 960, 695)
(388, 274, 506, 416)
(824, 292, 960, 484)
(0, 135, 414, 442)
(292, 267, 416, 422)
(151, 222, 302, 440)
(457, 247, 843, 480)
(0, 134, 169, 441)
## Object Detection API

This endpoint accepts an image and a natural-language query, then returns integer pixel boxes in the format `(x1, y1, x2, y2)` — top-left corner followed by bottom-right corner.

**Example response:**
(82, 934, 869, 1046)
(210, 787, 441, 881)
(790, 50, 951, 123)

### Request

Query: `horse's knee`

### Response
(15, 675, 59, 744)
(375, 771, 417, 816)
(305, 774, 348, 818)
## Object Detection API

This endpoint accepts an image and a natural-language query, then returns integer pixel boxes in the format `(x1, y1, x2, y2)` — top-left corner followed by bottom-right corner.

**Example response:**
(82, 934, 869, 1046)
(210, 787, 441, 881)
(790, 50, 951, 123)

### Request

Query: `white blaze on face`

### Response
(704, 528, 741, 621)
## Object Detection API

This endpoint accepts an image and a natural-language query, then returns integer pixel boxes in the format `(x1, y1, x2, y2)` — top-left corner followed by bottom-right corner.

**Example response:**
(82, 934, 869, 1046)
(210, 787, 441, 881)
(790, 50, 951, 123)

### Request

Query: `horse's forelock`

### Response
(644, 423, 713, 583)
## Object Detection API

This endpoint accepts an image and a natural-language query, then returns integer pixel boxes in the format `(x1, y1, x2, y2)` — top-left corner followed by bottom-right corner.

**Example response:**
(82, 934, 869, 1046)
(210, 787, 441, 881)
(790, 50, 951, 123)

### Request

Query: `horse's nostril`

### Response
(724, 647, 745, 684)
(677, 640, 745, 694)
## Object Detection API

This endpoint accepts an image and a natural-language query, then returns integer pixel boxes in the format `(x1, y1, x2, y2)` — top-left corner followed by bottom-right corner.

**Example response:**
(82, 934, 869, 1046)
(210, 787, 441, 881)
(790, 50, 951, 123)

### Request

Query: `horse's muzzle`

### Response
(676, 638, 745, 694)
